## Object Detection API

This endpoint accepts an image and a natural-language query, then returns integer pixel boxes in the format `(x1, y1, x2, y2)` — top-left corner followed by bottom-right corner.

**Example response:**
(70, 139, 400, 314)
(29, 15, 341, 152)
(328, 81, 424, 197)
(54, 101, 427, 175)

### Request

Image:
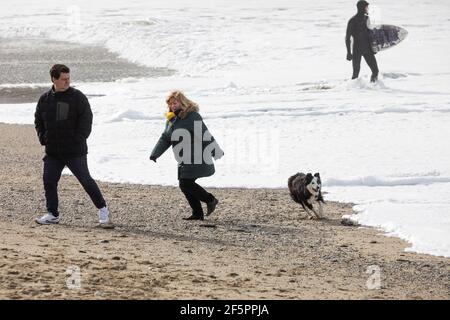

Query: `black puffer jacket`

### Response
(34, 87, 93, 158)
(345, 4, 373, 54)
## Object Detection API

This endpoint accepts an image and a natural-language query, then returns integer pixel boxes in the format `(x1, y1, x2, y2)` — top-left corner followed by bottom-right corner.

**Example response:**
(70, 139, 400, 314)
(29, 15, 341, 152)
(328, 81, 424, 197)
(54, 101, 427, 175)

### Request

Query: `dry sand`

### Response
(0, 122, 448, 300)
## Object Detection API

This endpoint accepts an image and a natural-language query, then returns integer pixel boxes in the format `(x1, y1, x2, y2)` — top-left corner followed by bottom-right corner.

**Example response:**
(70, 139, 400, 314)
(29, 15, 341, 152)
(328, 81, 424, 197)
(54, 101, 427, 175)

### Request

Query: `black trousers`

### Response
(352, 52, 379, 80)
(43, 154, 106, 216)
(179, 179, 215, 217)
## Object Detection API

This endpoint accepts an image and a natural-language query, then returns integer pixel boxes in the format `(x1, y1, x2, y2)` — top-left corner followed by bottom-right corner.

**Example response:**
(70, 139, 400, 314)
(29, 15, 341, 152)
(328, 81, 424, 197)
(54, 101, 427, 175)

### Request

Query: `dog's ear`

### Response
(306, 173, 313, 183)
(314, 173, 321, 183)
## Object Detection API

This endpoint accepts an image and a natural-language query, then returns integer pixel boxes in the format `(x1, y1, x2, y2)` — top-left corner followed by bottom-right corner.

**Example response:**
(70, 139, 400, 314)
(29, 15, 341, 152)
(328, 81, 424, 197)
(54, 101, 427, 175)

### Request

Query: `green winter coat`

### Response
(150, 111, 223, 180)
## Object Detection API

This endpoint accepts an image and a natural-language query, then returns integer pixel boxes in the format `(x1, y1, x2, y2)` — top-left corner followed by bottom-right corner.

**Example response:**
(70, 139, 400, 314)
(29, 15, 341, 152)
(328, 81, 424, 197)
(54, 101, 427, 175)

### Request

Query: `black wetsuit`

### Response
(346, 7, 379, 81)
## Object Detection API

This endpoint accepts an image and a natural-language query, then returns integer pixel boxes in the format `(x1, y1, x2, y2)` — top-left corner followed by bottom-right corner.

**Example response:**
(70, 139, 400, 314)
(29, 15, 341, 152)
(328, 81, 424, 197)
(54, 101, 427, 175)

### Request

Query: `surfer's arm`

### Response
(345, 19, 353, 54)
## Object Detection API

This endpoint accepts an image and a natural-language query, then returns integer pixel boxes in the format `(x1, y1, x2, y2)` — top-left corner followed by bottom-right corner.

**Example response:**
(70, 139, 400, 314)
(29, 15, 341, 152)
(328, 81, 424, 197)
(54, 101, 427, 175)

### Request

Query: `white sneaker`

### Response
(35, 213, 60, 225)
(98, 206, 110, 224)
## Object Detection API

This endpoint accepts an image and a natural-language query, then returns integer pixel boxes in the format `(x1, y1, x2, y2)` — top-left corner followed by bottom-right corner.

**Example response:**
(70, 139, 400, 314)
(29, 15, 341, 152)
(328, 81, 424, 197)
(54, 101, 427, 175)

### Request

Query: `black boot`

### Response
(206, 198, 219, 216)
(183, 214, 204, 221)
(370, 74, 378, 83)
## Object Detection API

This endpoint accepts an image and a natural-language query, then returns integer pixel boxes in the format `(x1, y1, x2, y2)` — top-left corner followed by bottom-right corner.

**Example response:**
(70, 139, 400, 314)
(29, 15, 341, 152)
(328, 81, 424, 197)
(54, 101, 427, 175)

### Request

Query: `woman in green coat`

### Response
(150, 91, 224, 220)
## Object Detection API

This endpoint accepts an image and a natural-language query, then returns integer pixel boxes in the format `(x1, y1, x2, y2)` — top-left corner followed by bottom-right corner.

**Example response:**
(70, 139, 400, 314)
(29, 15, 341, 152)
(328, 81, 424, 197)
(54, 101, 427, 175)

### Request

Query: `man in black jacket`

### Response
(346, 0, 379, 82)
(34, 64, 111, 226)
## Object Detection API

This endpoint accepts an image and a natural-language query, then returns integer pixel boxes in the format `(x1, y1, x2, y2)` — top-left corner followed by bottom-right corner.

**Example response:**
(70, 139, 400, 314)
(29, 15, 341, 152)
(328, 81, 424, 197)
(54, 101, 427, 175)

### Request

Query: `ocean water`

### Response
(0, 0, 449, 257)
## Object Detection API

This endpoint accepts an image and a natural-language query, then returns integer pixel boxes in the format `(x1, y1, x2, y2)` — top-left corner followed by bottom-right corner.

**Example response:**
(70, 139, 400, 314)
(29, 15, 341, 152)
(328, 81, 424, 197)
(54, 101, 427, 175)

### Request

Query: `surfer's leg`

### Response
(364, 53, 379, 82)
(352, 53, 362, 79)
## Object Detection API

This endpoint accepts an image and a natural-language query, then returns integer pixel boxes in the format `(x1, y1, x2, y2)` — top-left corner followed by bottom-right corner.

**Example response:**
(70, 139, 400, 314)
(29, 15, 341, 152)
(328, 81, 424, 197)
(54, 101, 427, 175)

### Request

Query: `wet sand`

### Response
(0, 37, 173, 103)
(0, 122, 448, 299)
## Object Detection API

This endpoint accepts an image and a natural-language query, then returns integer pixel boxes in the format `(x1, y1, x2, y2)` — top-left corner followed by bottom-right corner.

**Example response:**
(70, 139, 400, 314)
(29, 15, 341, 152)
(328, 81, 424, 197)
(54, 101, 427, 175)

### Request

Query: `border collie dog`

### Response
(288, 172, 325, 219)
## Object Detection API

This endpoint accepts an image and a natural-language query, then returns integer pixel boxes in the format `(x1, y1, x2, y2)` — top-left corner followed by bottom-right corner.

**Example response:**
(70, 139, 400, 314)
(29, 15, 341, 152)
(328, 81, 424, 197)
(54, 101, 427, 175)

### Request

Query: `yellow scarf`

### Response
(166, 111, 175, 122)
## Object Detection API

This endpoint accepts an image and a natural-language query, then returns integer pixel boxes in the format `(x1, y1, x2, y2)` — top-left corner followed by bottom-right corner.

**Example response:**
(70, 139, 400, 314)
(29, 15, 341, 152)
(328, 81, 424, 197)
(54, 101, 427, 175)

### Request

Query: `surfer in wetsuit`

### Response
(346, 0, 379, 82)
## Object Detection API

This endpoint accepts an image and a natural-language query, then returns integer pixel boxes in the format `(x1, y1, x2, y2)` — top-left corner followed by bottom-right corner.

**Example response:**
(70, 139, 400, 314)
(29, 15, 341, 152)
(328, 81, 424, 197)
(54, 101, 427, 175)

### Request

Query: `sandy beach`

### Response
(0, 122, 448, 300)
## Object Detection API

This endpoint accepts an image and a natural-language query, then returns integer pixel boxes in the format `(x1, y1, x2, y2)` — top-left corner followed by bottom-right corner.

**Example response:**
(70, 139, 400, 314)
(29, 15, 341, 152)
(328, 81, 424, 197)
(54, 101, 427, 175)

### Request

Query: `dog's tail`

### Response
(288, 172, 300, 189)
(288, 173, 302, 203)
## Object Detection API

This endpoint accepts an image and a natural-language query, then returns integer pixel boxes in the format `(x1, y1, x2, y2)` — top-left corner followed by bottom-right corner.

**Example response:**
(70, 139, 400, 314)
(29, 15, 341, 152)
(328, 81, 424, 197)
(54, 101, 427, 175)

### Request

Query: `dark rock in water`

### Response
(382, 72, 407, 79)
(341, 217, 359, 226)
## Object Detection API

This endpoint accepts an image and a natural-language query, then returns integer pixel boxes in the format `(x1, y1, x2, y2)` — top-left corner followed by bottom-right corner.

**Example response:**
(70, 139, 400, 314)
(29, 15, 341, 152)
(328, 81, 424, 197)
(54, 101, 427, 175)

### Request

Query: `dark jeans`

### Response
(179, 179, 215, 217)
(352, 52, 379, 81)
(43, 154, 106, 216)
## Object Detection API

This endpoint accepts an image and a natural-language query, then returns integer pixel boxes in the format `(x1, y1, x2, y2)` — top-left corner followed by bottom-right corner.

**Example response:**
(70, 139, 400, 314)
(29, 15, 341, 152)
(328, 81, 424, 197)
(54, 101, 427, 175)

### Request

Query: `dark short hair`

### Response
(357, 0, 369, 9)
(50, 64, 70, 80)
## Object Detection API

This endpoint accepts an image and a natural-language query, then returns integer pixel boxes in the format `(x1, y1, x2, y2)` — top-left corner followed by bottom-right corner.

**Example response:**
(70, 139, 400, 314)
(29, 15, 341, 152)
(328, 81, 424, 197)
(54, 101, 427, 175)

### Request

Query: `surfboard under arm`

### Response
(370, 24, 408, 53)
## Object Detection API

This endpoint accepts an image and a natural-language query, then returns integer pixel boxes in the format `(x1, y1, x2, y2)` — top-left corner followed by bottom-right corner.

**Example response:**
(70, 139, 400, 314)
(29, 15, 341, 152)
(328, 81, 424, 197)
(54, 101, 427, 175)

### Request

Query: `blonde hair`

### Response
(166, 90, 199, 119)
